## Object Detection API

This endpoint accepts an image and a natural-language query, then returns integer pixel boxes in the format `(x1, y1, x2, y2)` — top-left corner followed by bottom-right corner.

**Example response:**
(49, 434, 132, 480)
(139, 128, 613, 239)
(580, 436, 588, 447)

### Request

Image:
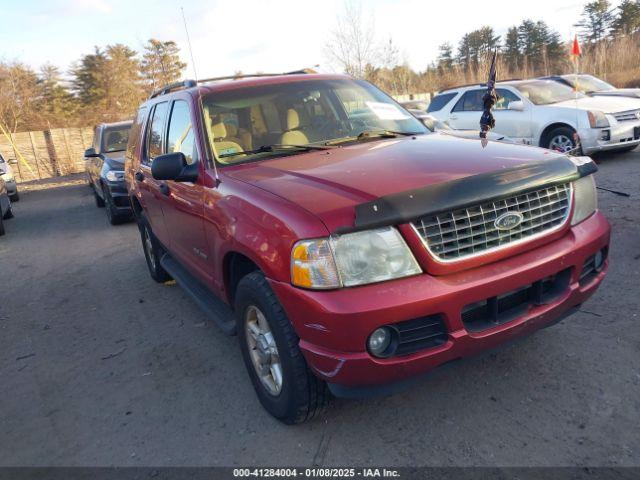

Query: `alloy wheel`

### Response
(549, 134, 574, 153)
(144, 228, 156, 270)
(245, 305, 283, 396)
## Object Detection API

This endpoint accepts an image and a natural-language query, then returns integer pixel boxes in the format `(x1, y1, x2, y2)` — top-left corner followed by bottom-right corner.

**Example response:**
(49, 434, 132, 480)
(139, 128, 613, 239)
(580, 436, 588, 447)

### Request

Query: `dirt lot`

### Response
(0, 151, 639, 467)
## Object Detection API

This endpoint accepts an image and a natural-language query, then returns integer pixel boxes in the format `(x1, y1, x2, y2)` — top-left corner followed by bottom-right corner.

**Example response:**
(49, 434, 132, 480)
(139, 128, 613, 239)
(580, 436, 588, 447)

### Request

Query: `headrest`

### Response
(286, 109, 300, 130)
(212, 121, 227, 139)
(225, 123, 238, 137)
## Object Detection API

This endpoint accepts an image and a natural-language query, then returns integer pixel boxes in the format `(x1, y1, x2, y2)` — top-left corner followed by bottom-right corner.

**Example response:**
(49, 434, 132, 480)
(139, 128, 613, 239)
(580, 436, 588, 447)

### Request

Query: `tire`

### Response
(3, 202, 13, 220)
(544, 126, 580, 154)
(138, 214, 172, 283)
(102, 185, 128, 225)
(94, 186, 105, 208)
(235, 271, 330, 424)
(0, 215, 4, 236)
(9, 192, 19, 202)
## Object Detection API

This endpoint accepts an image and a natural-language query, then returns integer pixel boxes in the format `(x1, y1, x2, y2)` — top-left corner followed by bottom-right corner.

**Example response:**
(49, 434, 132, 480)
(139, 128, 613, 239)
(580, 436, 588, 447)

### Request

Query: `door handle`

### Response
(450, 114, 458, 120)
(159, 183, 170, 196)
(135, 171, 144, 182)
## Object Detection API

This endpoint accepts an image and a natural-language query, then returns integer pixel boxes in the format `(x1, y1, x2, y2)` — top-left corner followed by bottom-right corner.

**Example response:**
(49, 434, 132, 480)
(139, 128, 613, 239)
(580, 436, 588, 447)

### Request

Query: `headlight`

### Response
(105, 170, 124, 182)
(587, 110, 609, 128)
(571, 175, 597, 225)
(1, 172, 13, 182)
(291, 227, 421, 289)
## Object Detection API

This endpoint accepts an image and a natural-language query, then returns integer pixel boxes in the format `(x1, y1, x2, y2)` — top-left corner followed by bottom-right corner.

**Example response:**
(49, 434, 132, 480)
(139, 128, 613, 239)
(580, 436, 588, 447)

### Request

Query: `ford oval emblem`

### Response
(495, 211, 524, 231)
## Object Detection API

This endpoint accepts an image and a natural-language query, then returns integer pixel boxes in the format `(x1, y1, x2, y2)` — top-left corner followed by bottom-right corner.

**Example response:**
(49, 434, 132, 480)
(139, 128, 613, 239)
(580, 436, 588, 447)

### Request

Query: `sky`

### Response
(0, 0, 616, 78)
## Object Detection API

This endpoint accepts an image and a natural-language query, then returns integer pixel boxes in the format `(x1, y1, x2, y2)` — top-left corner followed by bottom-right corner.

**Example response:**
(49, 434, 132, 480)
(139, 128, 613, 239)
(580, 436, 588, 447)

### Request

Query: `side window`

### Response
(167, 100, 197, 165)
(495, 89, 521, 110)
(146, 102, 168, 163)
(426, 93, 456, 113)
(126, 106, 148, 162)
(452, 90, 484, 112)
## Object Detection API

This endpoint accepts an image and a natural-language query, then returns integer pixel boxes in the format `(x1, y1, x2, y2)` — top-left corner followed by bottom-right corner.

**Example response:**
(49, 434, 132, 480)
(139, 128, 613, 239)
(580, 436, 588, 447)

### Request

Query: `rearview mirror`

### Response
(151, 152, 198, 182)
(509, 100, 525, 111)
(84, 147, 99, 158)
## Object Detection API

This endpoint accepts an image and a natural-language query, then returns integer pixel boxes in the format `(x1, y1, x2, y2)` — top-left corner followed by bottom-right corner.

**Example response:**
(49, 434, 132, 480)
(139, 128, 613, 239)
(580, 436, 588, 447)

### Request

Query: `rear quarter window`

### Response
(427, 92, 457, 112)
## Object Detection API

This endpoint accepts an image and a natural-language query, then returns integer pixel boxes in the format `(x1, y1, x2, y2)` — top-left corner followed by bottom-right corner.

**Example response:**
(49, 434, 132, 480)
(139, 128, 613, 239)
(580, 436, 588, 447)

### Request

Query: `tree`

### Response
(437, 42, 454, 70)
(325, 0, 378, 78)
(456, 27, 499, 71)
(39, 64, 76, 128)
(503, 27, 521, 72)
(575, 0, 614, 43)
(71, 44, 144, 123)
(141, 39, 186, 93)
(0, 62, 40, 132)
(611, 0, 640, 36)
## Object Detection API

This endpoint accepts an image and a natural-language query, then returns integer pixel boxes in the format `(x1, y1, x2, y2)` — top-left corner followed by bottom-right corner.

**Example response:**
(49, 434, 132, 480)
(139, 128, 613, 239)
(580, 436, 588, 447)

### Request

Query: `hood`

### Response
(553, 95, 640, 113)
(591, 88, 640, 99)
(225, 134, 564, 232)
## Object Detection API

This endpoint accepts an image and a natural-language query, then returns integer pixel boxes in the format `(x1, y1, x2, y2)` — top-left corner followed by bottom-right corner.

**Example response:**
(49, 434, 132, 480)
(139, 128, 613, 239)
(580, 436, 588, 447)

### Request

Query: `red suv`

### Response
(125, 73, 610, 424)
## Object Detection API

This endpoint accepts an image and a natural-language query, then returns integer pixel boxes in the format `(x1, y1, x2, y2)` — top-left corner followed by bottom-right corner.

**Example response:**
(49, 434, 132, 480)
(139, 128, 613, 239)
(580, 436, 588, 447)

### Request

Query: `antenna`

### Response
(180, 7, 221, 186)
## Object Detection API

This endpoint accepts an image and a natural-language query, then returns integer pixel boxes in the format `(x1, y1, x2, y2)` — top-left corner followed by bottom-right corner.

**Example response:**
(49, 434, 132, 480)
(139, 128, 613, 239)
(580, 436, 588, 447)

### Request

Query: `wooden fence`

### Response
(0, 127, 93, 183)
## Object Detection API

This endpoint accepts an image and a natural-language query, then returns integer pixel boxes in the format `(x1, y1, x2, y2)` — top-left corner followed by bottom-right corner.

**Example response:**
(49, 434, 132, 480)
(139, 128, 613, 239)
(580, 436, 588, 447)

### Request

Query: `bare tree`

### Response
(324, 0, 378, 78)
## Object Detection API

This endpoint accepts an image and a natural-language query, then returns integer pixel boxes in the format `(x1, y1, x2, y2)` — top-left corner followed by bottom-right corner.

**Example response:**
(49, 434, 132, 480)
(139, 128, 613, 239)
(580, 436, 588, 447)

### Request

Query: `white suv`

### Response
(428, 78, 640, 155)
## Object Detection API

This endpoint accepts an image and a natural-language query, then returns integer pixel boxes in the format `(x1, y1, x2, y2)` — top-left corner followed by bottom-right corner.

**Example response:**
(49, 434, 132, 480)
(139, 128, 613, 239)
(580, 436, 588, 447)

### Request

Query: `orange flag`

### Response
(571, 35, 582, 56)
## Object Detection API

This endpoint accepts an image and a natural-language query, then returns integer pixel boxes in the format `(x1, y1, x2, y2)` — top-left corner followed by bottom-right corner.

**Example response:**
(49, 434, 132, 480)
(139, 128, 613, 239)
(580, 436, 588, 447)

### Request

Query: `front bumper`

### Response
(269, 211, 610, 394)
(579, 120, 640, 153)
(104, 180, 132, 213)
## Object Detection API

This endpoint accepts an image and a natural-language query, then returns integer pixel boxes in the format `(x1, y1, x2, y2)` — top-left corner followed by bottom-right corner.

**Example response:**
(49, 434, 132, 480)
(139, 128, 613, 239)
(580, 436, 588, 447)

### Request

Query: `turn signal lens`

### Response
(291, 239, 340, 289)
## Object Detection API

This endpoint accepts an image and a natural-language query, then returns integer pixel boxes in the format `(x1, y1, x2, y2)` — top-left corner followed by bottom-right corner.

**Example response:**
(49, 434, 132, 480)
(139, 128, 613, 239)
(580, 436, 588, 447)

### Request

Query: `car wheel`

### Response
(9, 192, 19, 202)
(0, 214, 4, 236)
(102, 185, 126, 225)
(545, 127, 580, 154)
(94, 186, 105, 208)
(235, 271, 330, 424)
(3, 202, 13, 220)
(138, 214, 172, 283)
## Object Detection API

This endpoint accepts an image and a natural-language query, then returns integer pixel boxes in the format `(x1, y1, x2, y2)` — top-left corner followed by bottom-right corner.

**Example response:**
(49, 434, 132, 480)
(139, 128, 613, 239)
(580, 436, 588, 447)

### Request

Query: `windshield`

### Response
(565, 75, 615, 93)
(102, 126, 131, 153)
(201, 78, 427, 165)
(505, 80, 585, 105)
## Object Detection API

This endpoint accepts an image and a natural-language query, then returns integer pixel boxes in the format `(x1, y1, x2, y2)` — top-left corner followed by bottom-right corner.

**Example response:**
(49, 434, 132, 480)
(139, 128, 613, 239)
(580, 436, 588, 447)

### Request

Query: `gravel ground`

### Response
(0, 151, 638, 467)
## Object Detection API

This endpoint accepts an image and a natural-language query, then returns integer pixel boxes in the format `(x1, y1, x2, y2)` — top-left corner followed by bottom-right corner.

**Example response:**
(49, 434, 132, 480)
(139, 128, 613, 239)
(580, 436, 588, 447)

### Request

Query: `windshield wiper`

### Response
(218, 143, 333, 159)
(325, 129, 420, 146)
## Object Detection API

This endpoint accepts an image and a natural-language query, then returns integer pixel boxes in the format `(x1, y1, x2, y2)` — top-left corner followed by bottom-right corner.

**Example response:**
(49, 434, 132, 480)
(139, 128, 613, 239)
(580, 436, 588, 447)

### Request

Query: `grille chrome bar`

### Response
(614, 109, 640, 122)
(412, 183, 572, 262)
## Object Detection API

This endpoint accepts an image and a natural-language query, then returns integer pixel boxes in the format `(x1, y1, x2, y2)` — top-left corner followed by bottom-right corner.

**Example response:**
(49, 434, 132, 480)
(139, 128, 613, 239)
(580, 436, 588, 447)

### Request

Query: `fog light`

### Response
(368, 327, 393, 358)
(600, 130, 610, 141)
(594, 249, 605, 272)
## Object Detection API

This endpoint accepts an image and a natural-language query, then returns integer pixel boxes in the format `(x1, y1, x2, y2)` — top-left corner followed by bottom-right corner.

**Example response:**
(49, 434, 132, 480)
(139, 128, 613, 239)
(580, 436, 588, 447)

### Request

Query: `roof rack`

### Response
(440, 77, 523, 92)
(148, 68, 318, 100)
(149, 80, 197, 99)
(197, 68, 317, 84)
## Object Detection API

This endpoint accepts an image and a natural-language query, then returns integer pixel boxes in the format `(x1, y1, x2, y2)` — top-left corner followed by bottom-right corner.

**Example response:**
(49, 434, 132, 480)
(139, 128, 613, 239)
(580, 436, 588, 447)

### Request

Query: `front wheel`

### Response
(138, 215, 172, 283)
(545, 127, 580, 154)
(9, 192, 18, 202)
(235, 271, 330, 424)
(3, 202, 13, 220)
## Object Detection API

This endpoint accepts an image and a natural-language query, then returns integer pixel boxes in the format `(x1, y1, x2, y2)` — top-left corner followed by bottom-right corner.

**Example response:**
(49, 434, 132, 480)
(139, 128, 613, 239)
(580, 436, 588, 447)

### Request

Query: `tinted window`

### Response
(452, 90, 484, 112)
(494, 89, 521, 110)
(146, 102, 168, 162)
(427, 93, 456, 112)
(102, 126, 130, 153)
(126, 106, 148, 162)
(167, 100, 197, 165)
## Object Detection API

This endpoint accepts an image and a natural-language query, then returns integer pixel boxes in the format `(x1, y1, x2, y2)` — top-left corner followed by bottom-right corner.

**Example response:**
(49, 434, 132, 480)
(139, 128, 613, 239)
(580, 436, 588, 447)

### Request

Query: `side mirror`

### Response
(508, 100, 525, 111)
(84, 147, 99, 158)
(421, 118, 436, 132)
(8, 158, 17, 165)
(151, 152, 198, 182)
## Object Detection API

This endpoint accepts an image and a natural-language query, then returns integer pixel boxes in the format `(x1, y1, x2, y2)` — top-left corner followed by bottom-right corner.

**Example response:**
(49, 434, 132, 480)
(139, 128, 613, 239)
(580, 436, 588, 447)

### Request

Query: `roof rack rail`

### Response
(197, 68, 317, 84)
(439, 77, 523, 92)
(149, 79, 197, 99)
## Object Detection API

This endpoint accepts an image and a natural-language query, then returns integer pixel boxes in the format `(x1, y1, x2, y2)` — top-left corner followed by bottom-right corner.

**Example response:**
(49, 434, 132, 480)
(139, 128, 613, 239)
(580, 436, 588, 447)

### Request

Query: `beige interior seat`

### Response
(211, 121, 244, 159)
(280, 109, 309, 145)
(225, 123, 253, 151)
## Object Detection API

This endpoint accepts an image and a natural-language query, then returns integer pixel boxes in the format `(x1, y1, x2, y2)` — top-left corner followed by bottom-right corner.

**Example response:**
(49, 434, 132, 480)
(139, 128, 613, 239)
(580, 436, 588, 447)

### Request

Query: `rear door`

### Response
(138, 102, 170, 245)
(161, 99, 211, 283)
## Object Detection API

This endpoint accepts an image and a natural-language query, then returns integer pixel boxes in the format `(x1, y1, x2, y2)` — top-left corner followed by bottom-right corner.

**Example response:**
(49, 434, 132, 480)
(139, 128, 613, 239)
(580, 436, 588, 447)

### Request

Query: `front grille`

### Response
(393, 315, 448, 356)
(413, 183, 572, 261)
(614, 109, 640, 122)
(461, 268, 571, 332)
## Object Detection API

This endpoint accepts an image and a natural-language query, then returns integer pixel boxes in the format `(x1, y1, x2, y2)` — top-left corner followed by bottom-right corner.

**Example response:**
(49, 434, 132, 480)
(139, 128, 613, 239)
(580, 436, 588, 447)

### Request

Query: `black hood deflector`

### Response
(340, 157, 597, 234)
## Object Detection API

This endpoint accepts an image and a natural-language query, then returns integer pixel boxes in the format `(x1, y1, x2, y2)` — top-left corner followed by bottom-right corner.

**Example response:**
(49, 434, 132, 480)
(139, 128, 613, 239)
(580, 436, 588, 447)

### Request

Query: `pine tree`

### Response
(611, 0, 640, 36)
(574, 0, 614, 43)
(504, 27, 521, 73)
(39, 64, 76, 128)
(141, 39, 187, 93)
(437, 42, 454, 70)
